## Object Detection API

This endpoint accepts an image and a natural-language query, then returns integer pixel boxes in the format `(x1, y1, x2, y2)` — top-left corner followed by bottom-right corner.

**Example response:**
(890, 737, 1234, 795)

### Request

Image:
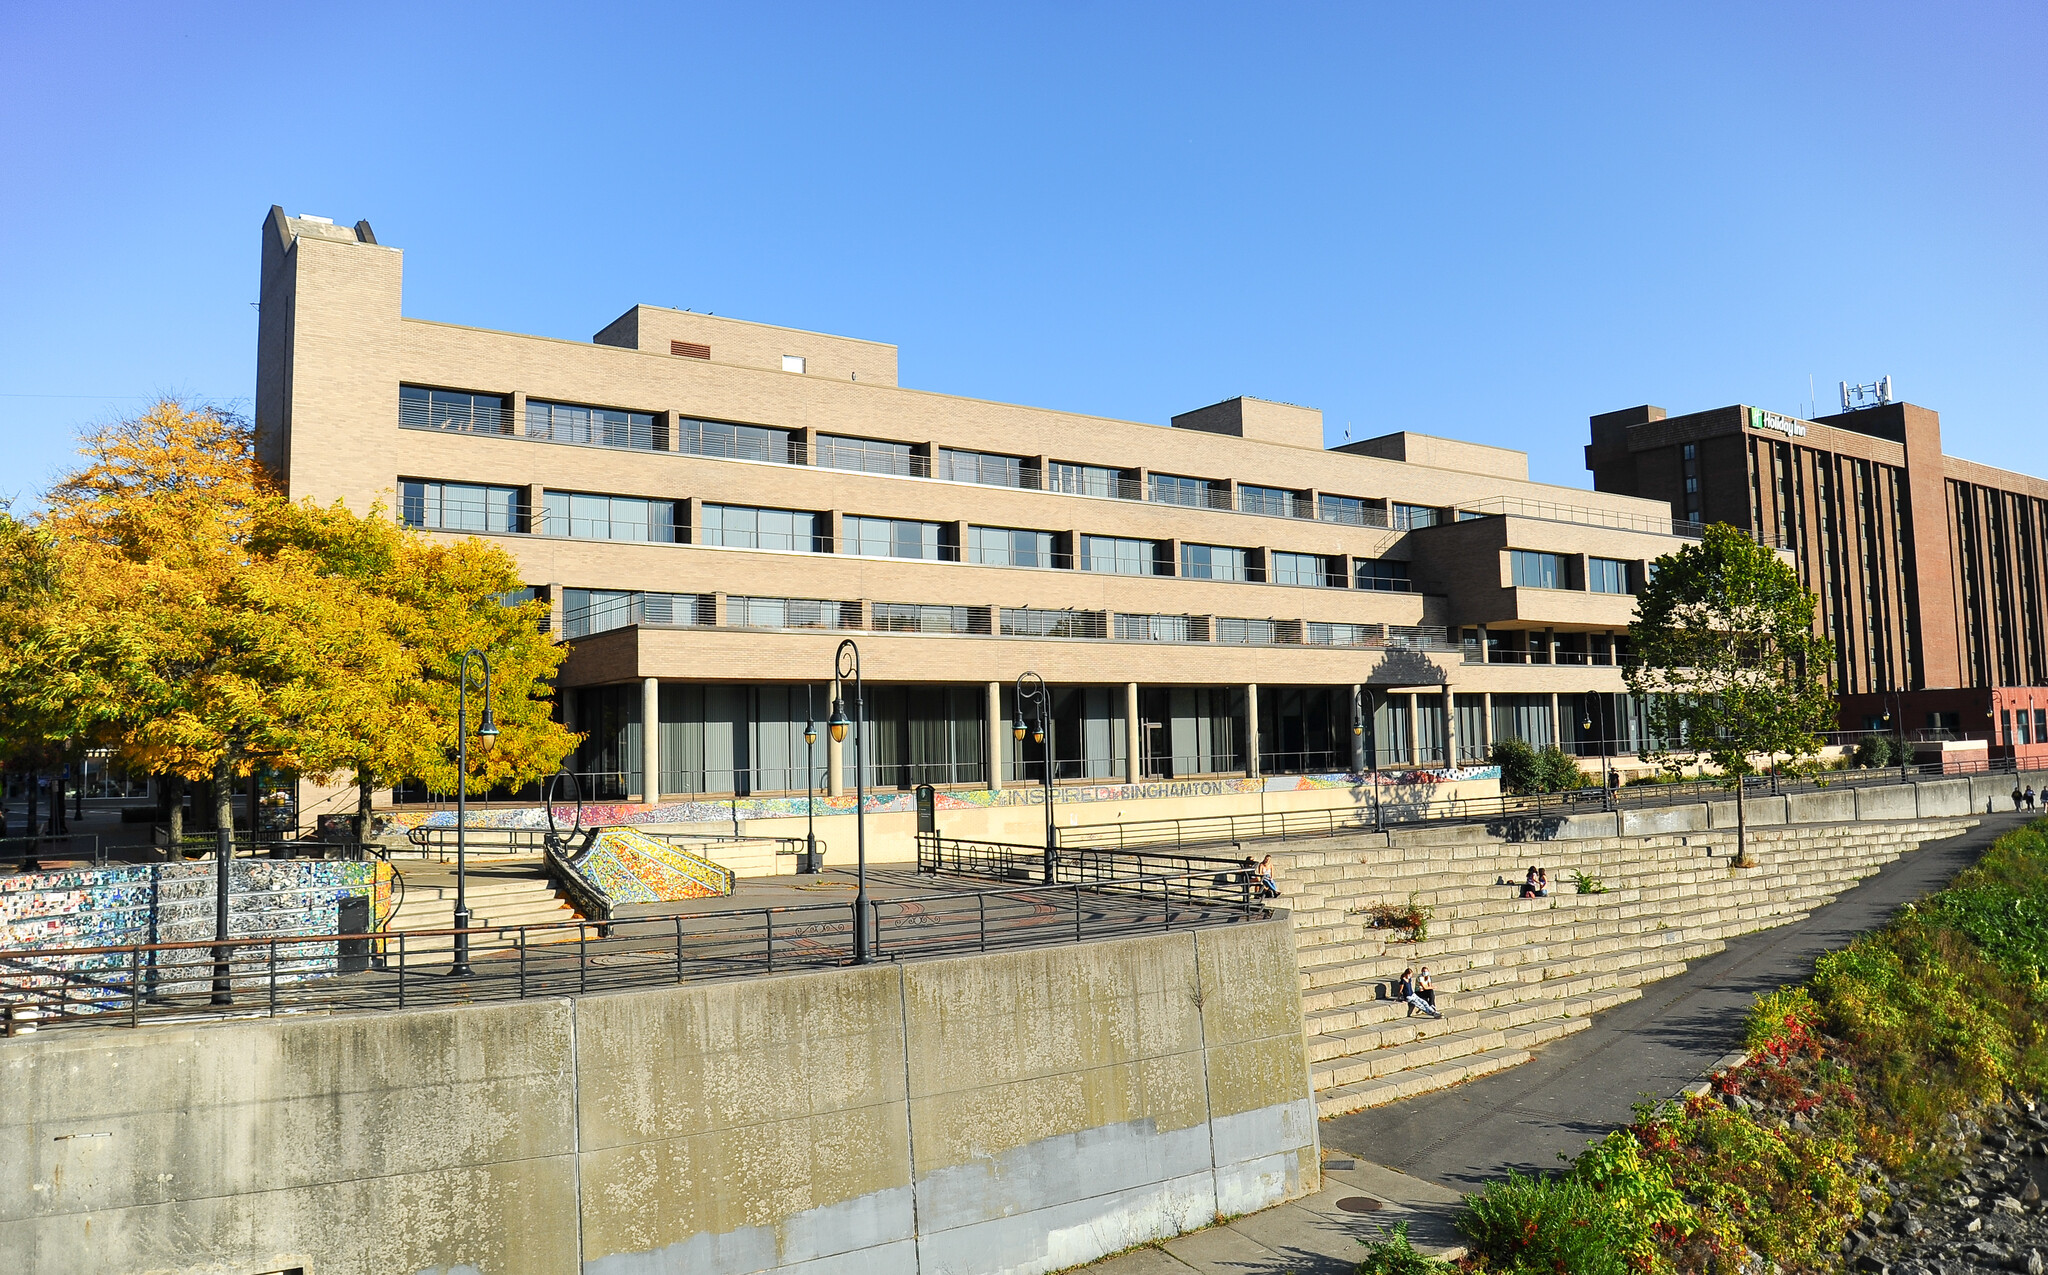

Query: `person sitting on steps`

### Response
(1417, 966, 1441, 1016)
(1396, 967, 1443, 1018)
(1256, 854, 1280, 899)
(1535, 868, 1550, 897)
(1519, 867, 1540, 899)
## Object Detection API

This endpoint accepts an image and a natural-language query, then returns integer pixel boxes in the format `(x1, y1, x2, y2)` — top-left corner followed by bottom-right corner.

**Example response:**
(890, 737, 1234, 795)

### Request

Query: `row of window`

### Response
(1509, 550, 1637, 594)
(399, 384, 1461, 529)
(400, 480, 1420, 588)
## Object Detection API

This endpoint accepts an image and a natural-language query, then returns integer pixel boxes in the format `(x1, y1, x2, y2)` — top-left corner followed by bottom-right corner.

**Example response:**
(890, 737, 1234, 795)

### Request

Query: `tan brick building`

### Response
(256, 206, 1694, 836)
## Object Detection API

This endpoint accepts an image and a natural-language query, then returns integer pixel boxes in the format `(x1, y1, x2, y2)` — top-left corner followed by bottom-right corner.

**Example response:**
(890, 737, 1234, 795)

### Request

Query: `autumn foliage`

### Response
(0, 400, 574, 832)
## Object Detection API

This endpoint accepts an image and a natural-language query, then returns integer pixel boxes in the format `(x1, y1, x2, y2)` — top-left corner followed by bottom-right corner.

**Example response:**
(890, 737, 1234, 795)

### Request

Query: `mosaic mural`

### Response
(401, 766, 1504, 832)
(571, 827, 736, 908)
(0, 859, 391, 1010)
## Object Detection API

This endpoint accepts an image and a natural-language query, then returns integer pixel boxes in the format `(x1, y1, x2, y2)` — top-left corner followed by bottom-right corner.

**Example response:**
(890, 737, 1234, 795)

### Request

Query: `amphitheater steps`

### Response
(1285, 817, 1974, 1117)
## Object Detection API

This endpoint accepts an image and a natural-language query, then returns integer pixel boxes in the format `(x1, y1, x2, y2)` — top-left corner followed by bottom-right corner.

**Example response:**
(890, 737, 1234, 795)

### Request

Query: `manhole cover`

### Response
(1336, 1197, 1385, 1214)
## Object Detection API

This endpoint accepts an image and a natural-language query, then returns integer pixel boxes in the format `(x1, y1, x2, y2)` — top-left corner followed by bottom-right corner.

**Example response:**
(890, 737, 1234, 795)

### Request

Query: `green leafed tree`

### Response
(1626, 523, 1837, 865)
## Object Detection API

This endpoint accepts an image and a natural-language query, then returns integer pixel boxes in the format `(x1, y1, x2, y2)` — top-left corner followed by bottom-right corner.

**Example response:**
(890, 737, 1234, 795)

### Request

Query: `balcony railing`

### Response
(557, 591, 1460, 655)
(562, 592, 712, 639)
(400, 399, 513, 435)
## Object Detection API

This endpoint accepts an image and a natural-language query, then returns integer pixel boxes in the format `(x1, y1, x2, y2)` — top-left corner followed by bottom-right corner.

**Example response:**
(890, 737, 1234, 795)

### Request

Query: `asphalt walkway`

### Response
(1082, 811, 2033, 1273)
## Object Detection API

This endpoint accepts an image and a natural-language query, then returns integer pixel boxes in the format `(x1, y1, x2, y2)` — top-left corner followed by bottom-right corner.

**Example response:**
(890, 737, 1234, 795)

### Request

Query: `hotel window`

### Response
(1271, 551, 1339, 587)
(1080, 535, 1159, 576)
(1180, 543, 1248, 581)
(968, 525, 1056, 567)
(700, 504, 821, 552)
(1149, 472, 1226, 509)
(1587, 557, 1631, 594)
(527, 400, 659, 451)
(1239, 485, 1296, 519)
(817, 433, 920, 476)
(1681, 443, 1701, 523)
(1355, 558, 1410, 592)
(845, 516, 945, 560)
(399, 385, 509, 435)
(1511, 550, 1566, 590)
(936, 447, 1027, 489)
(541, 491, 677, 542)
(1050, 461, 1125, 498)
(679, 418, 799, 464)
(400, 480, 524, 533)
(1392, 502, 1439, 530)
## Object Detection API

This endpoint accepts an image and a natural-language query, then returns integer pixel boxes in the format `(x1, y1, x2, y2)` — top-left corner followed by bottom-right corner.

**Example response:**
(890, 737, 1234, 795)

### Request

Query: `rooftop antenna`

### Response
(1839, 377, 1896, 412)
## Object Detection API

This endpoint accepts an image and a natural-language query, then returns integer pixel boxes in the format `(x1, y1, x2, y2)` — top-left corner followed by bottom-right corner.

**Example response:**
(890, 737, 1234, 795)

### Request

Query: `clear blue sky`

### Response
(3, 3, 2042, 504)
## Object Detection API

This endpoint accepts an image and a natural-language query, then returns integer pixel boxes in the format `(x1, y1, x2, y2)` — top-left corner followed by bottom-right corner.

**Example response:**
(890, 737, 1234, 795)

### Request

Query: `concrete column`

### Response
(797, 426, 818, 465)
(1246, 683, 1261, 778)
(1351, 683, 1365, 772)
(1443, 684, 1458, 765)
(827, 733, 844, 797)
(1406, 693, 1421, 765)
(986, 681, 1003, 790)
(1550, 692, 1562, 750)
(1482, 692, 1493, 750)
(1476, 624, 1489, 663)
(641, 677, 661, 804)
(1544, 627, 1556, 665)
(524, 484, 545, 535)
(1125, 682, 1142, 784)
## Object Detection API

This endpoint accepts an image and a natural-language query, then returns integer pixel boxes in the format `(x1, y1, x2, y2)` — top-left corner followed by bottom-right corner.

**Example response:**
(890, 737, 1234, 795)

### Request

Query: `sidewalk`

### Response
(1081, 813, 2031, 1272)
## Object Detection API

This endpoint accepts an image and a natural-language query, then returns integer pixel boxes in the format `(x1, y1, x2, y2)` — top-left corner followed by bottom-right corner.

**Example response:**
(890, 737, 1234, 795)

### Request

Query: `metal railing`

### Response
(0, 834, 105, 868)
(399, 398, 512, 435)
(562, 592, 712, 639)
(0, 867, 1265, 1034)
(1052, 754, 2027, 852)
(400, 824, 808, 863)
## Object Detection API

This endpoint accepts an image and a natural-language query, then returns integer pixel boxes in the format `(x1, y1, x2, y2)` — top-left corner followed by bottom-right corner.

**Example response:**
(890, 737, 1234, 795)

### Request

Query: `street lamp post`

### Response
(802, 685, 820, 875)
(827, 640, 872, 962)
(1354, 687, 1381, 833)
(450, 649, 500, 978)
(1882, 690, 1910, 781)
(1582, 711, 1613, 811)
(1014, 672, 1056, 884)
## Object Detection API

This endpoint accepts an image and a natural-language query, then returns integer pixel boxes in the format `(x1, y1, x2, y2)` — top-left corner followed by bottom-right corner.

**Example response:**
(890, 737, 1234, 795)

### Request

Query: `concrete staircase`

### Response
(1275, 816, 1975, 1118)
(383, 856, 582, 960)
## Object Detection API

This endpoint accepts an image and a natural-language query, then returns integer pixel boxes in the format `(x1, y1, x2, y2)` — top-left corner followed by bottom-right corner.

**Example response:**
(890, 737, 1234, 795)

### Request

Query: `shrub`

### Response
(1853, 734, 1893, 768)
(1491, 737, 1539, 796)
(1570, 870, 1608, 895)
(1535, 745, 1591, 793)
(1354, 893, 1434, 942)
(1460, 1171, 1635, 1275)
(1354, 1220, 1458, 1275)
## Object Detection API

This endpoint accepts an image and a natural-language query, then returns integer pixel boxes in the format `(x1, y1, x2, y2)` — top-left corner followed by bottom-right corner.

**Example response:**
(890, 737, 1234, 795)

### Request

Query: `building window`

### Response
(1587, 557, 1631, 594)
(817, 433, 920, 476)
(1511, 550, 1565, 589)
(400, 480, 525, 533)
(542, 491, 676, 542)
(1116, 613, 1195, 642)
(1080, 535, 1159, 576)
(1457, 509, 1486, 522)
(999, 607, 1103, 638)
(1392, 503, 1439, 530)
(968, 525, 1057, 567)
(872, 603, 987, 634)
(781, 355, 806, 374)
(527, 400, 659, 451)
(1149, 472, 1226, 509)
(1318, 493, 1373, 526)
(1238, 485, 1296, 519)
(399, 385, 509, 435)
(1215, 618, 1279, 645)
(936, 447, 1027, 488)
(1307, 622, 1377, 646)
(1180, 543, 1248, 581)
(846, 516, 945, 560)
(1271, 551, 1339, 587)
(679, 418, 799, 464)
(1050, 461, 1126, 498)
(1355, 559, 1410, 592)
(701, 504, 821, 552)
(560, 589, 708, 639)
(1680, 444, 1701, 523)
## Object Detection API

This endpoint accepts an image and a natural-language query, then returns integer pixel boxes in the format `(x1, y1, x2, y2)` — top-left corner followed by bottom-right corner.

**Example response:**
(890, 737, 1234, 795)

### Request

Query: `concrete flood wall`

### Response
(0, 918, 1317, 1275)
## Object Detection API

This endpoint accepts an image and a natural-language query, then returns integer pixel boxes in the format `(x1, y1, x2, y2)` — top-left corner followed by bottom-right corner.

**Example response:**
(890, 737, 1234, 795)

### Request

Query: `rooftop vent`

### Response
(671, 341, 710, 360)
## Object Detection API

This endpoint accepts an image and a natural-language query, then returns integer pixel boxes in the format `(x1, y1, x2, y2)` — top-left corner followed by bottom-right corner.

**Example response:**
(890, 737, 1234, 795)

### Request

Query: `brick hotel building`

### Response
(255, 206, 1700, 842)
(1589, 400, 2048, 767)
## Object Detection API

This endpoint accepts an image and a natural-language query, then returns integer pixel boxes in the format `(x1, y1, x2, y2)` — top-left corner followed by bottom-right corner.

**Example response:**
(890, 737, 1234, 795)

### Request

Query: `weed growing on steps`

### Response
(1571, 870, 1608, 895)
(1353, 892, 1435, 942)
(1441, 818, 2048, 1275)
